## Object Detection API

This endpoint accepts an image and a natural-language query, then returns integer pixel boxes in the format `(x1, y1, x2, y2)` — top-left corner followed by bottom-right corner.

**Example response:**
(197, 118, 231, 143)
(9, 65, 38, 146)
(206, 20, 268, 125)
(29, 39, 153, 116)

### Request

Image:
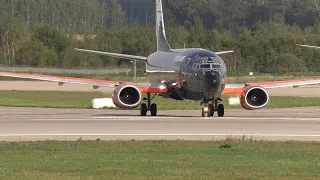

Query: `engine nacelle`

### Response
(112, 84, 142, 109)
(240, 86, 269, 110)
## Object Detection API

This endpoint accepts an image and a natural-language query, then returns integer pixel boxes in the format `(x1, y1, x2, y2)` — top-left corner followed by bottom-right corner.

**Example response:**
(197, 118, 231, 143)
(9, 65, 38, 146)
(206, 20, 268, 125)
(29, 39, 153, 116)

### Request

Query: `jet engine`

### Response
(112, 84, 142, 109)
(240, 86, 269, 110)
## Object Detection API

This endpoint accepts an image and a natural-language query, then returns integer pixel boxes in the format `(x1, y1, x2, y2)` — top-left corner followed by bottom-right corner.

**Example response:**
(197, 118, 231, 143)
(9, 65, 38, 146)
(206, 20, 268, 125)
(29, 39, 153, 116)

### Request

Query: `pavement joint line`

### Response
(0, 134, 320, 137)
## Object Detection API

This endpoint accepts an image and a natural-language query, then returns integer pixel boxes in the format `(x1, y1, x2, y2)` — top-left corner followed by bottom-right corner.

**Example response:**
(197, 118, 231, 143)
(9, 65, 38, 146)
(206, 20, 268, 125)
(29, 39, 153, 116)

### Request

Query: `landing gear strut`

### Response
(201, 98, 224, 117)
(140, 93, 158, 116)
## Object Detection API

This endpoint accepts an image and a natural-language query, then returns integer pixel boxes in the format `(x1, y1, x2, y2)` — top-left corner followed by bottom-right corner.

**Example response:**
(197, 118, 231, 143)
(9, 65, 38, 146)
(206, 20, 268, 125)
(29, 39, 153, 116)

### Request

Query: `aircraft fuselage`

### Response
(146, 48, 227, 101)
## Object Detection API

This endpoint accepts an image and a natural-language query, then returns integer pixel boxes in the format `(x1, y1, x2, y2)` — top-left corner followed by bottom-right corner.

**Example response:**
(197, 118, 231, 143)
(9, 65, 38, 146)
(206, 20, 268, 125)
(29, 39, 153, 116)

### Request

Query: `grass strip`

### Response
(0, 140, 319, 180)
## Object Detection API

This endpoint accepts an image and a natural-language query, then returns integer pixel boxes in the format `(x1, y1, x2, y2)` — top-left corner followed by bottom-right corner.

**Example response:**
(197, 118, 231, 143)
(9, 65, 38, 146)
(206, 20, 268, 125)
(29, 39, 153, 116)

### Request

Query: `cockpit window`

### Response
(200, 64, 211, 68)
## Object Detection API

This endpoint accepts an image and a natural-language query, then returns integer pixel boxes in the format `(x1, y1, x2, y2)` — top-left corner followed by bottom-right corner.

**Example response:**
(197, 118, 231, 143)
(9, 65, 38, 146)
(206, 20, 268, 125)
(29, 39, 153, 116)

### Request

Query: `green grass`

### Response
(0, 90, 319, 110)
(0, 91, 105, 109)
(0, 140, 319, 180)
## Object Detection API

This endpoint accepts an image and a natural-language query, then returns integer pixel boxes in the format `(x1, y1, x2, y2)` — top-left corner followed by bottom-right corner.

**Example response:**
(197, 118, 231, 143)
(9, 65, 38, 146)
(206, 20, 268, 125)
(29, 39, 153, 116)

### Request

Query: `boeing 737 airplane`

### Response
(0, 0, 320, 117)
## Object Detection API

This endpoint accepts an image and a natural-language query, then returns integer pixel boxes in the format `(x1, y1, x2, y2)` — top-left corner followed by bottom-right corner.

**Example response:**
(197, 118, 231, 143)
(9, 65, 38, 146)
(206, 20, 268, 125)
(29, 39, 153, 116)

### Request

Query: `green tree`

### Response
(34, 25, 70, 54)
(269, 53, 307, 73)
(17, 38, 58, 67)
(109, 0, 126, 28)
(0, 12, 28, 66)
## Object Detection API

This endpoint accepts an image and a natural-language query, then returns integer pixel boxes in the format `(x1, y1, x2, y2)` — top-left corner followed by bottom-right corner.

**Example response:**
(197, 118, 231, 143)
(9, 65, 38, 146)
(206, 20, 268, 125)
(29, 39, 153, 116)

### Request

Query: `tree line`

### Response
(0, 0, 320, 74)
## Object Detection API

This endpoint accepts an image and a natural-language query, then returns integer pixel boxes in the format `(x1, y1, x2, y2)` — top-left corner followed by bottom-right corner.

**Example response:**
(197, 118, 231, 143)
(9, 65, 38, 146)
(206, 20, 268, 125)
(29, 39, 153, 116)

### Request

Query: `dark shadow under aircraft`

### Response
(1, 0, 320, 117)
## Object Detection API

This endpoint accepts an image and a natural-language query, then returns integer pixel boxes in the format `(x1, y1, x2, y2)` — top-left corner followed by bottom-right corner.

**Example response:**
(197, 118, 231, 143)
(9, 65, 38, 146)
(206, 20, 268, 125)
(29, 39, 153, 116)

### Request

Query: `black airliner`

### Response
(1, 0, 319, 117)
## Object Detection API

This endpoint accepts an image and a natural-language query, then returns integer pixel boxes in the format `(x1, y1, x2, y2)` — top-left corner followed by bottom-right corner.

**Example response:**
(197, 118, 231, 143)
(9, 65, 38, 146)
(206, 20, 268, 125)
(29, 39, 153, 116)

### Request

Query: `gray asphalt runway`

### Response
(1, 107, 320, 141)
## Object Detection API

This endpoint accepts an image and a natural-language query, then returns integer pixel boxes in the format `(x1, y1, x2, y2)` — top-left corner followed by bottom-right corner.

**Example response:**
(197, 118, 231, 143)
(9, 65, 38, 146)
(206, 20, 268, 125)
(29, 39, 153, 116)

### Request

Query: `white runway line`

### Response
(92, 117, 320, 121)
(92, 116, 188, 120)
(27, 117, 320, 122)
(218, 117, 320, 121)
(0, 134, 320, 137)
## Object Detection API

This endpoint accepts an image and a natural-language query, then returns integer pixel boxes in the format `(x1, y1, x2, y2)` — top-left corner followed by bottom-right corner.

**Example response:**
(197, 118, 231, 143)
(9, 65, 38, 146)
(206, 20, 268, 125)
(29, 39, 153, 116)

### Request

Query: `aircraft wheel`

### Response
(150, 103, 157, 116)
(140, 103, 147, 116)
(217, 104, 225, 117)
(209, 104, 214, 117)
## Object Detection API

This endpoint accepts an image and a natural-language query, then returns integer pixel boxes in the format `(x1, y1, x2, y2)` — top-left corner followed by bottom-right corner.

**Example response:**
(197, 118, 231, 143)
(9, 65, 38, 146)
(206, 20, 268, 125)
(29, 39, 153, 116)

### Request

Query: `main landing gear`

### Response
(140, 93, 158, 116)
(201, 98, 224, 117)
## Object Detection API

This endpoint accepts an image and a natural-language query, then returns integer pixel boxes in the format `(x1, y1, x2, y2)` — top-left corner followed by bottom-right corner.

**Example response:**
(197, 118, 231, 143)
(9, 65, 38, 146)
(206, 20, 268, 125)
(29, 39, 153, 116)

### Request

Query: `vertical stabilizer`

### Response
(156, 0, 171, 52)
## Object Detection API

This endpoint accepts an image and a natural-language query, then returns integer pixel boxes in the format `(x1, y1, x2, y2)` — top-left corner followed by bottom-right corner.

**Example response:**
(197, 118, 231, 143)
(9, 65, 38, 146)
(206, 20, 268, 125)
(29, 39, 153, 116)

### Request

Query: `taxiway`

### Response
(1, 107, 320, 141)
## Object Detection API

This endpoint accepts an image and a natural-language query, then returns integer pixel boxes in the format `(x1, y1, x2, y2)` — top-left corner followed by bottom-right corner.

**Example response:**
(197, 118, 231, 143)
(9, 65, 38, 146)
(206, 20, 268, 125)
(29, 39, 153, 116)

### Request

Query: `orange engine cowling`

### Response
(240, 86, 269, 110)
(112, 84, 142, 109)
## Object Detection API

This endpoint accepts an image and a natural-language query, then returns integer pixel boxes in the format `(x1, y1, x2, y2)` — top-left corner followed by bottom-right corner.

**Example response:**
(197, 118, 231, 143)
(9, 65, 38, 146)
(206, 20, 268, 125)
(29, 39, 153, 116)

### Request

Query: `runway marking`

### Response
(0, 134, 320, 137)
(26, 117, 320, 122)
(92, 117, 320, 121)
(92, 116, 183, 120)
(218, 117, 320, 121)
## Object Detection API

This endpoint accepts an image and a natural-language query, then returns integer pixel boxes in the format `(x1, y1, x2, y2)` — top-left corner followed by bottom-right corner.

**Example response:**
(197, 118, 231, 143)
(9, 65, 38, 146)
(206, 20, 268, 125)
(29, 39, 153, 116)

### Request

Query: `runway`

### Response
(1, 107, 320, 141)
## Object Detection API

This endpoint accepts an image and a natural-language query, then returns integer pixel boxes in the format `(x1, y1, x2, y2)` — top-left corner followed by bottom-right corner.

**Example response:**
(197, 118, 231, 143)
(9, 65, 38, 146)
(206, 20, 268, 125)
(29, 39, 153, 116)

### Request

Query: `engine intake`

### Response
(112, 84, 142, 109)
(240, 86, 269, 110)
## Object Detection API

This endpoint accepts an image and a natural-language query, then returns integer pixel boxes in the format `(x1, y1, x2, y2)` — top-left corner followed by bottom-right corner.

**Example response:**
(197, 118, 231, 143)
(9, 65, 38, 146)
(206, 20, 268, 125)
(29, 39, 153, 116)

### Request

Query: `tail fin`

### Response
(156, 0, 171, 52)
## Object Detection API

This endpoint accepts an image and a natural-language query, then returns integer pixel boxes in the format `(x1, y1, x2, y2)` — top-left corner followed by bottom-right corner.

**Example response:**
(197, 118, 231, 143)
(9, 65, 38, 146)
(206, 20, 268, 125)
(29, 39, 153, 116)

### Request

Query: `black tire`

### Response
(150, 103, 157, 116)
(140, 103, 147, 116)
(218, 104, 224, 117)
(209, 104, 214, 117)
(206, 109, 211, 117)
(202, 108, 205, 117)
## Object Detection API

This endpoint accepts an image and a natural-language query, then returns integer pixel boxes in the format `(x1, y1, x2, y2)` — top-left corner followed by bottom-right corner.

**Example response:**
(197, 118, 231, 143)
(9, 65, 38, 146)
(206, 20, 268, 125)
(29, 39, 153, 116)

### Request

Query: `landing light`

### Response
(204, 107, 209, 112)
(159, 85, 166, 90)
(171, 82, 178, 88)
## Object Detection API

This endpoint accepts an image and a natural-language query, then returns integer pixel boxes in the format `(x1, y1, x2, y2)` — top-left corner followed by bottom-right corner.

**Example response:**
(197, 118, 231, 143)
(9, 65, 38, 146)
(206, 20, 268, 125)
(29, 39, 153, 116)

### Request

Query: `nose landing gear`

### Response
(201, 106, 211, 117)
(201, 98, 224, 117)
(140, 93, 158, 116)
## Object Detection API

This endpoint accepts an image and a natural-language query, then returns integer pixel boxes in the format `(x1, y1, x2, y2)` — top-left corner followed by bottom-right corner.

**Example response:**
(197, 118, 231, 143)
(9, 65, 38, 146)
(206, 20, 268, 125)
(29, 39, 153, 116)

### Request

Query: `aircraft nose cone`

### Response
(205, 71, 221, 83)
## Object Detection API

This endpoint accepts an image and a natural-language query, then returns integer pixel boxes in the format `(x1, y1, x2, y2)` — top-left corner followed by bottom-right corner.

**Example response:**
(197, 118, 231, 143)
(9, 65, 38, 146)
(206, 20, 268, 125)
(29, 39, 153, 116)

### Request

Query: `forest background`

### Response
(1, 0, 320, 75)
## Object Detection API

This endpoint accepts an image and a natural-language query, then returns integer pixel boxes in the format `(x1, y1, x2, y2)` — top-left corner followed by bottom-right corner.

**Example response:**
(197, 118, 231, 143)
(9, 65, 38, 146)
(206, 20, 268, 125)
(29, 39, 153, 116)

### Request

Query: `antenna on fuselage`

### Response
(156, 0, 171, 52)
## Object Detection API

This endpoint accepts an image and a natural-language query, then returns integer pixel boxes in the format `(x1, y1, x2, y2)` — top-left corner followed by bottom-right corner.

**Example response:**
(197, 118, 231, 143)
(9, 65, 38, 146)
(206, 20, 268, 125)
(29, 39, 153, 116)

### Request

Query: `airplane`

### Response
(1, 0, 320, 117)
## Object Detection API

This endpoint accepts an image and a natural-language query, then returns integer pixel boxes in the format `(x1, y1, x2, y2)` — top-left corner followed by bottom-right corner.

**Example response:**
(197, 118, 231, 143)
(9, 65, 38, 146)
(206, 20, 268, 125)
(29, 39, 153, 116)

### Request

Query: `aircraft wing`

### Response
(223, 78, 320, 95)
(75, 48, 148, 62)
(215, 50, 234, 55)
(0, 72, 168, 94)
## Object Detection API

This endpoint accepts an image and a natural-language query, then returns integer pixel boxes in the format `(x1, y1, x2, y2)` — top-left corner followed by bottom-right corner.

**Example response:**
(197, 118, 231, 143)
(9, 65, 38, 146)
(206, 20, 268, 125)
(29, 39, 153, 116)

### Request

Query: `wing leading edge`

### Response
(0, 72, 168, 94)
(223, 78, 320, 95)
(75, 48, 148, 62)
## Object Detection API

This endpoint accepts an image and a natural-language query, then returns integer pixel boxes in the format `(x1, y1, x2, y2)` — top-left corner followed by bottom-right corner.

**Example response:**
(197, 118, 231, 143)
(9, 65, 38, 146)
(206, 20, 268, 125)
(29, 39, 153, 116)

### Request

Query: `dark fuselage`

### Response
(146, 48, 227, 101)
